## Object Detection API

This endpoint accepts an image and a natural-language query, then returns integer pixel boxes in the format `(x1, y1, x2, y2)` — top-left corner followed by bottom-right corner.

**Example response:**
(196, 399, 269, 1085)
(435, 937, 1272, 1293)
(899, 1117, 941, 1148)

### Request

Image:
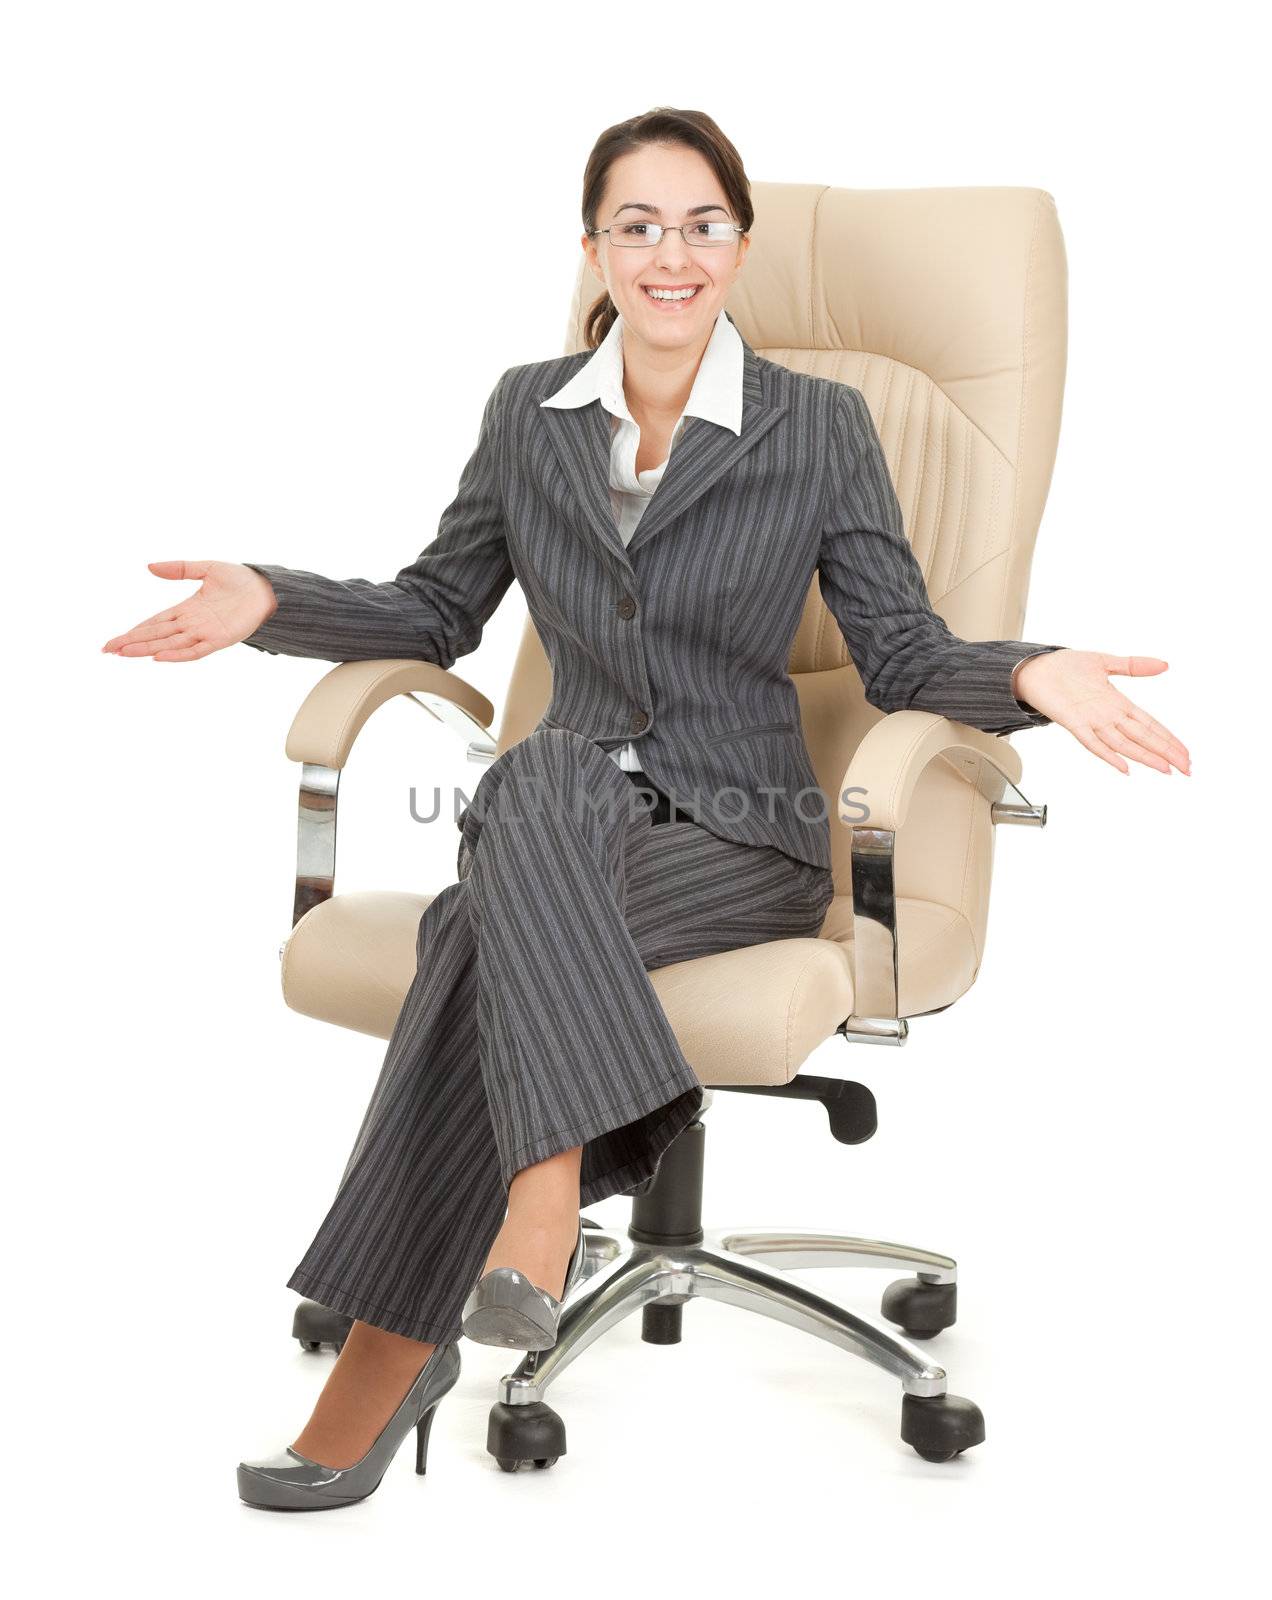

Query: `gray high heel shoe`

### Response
(461, 1217, 587, 1351)
(237, 1340, 461, 1512)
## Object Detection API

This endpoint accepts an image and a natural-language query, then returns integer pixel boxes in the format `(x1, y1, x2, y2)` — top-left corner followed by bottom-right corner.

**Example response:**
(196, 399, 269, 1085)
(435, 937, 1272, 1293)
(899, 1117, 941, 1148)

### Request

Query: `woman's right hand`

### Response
(101, 561, 279, 661)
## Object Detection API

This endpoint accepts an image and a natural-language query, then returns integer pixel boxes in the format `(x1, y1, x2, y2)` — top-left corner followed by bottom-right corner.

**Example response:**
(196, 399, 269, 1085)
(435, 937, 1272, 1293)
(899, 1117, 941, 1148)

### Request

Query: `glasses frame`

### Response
(588, 221, 746, 249)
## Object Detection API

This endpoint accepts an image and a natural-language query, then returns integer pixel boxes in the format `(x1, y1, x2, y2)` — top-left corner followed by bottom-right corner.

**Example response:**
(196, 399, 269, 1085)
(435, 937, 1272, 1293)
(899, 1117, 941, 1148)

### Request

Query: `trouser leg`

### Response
(285, 729, 832, 1343)
(285, 876, 508, 1344)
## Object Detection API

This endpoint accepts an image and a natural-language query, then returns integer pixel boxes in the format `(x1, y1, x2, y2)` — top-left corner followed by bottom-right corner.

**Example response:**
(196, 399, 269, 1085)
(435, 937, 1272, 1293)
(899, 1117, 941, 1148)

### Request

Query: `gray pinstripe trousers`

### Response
(285, 729, 835, 1344)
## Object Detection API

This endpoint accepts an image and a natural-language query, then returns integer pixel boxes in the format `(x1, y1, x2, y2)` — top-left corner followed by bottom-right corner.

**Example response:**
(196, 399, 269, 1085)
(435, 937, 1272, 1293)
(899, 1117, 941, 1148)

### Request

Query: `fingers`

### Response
(1104, 719, 1172, 774)
(1124, 706, 1191, 774)
(147, 559, 210, 581)
(102, 604, 183, 651)
(1101, 654, 1170, 676)
(1071, 702, 1194, 778)
(1075, 724, 1131, 774)
(110, 624, 202, 658)
(102, 615, 187, 654)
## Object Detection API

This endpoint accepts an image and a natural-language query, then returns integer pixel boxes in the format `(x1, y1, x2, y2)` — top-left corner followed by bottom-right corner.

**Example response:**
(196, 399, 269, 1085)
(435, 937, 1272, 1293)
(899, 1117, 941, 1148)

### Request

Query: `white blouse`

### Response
(539, 307, 744, 770)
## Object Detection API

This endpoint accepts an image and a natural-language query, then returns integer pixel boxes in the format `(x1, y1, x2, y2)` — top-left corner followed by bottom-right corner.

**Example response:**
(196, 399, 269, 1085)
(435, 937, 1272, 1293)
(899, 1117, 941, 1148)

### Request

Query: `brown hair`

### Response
(580, 108, 753, 350)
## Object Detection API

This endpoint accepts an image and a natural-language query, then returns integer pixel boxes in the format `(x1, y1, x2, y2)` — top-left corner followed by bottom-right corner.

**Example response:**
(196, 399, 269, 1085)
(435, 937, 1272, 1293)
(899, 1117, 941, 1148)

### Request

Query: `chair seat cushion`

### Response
(278, 887, 980, 1082)
(279, 890, 852, 1085)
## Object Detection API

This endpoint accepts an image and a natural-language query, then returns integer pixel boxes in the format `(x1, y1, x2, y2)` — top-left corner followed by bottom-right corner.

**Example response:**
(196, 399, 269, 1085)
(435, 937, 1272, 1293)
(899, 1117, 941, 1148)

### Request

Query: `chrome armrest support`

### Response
(836, 711, 1048, 1035)
(844, 827, 907, 1044)
(405, 689, 498, 766)
(294, 761, 340, 927)
(279, 659, 498, 930)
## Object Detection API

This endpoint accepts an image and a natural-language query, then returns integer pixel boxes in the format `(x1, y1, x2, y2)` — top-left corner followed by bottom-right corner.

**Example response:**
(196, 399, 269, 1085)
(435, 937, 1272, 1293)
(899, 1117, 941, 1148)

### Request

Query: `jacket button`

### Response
(616, 595, 637, 620)
(629, 709, 650, 734)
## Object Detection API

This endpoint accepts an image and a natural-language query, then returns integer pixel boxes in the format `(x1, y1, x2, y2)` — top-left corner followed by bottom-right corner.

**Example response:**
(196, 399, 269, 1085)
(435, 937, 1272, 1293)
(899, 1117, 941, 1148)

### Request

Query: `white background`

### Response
(4, 1, 1263, 1591)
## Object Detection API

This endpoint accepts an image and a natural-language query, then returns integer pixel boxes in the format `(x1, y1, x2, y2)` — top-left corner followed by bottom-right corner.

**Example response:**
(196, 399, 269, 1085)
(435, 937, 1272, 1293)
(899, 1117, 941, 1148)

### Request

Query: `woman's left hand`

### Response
(1012, 650, 1191, 776)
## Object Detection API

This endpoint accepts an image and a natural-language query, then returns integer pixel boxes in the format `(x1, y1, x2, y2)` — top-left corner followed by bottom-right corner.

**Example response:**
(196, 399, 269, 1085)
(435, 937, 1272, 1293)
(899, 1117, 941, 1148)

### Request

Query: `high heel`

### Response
(461, 1216, 587, 1351)
(237, 1340, 461, 1511)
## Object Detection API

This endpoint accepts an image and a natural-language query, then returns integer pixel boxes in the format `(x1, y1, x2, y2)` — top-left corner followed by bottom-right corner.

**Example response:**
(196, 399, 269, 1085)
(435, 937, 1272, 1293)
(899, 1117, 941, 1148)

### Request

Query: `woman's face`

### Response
(583, 142, 749, 357)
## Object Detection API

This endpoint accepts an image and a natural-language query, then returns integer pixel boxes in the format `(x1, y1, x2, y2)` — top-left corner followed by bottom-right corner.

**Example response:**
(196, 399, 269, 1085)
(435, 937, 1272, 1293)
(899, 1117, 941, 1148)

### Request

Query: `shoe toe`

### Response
(240, 1445, 315, 1476)
(237, 1447, 356, 1509)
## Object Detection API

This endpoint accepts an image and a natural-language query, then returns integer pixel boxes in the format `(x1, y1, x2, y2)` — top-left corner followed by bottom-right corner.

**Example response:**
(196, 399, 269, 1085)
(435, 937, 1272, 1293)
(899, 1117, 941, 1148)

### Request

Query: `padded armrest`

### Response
(284, 660, 496, 770)
(839, 710, 1025, 833)
(835, 710, 1033, 1034)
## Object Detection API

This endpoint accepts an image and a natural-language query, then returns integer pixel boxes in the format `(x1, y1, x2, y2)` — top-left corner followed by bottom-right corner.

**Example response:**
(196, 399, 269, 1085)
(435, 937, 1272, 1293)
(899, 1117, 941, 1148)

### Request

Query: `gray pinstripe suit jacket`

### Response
(242, 317, 1063, 872)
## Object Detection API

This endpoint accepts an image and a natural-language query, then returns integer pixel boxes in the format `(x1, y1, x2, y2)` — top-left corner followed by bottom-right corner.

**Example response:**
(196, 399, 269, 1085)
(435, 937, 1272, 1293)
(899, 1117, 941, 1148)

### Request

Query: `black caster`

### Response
(486, 1401, 567, 1473)
(901, 1392, 985, 1462)
(292, 1299, 354, 1353)
(882, 1277, 957, 1341)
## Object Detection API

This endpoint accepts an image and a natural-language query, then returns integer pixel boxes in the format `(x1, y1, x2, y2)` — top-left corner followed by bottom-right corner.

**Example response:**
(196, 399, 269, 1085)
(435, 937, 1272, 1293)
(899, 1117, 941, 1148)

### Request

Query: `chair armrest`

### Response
(284, 659, 496, 770)
(281, 659, 497, 929)
(840, 710, 1026, 833)
(836, 711, 1046, 1033)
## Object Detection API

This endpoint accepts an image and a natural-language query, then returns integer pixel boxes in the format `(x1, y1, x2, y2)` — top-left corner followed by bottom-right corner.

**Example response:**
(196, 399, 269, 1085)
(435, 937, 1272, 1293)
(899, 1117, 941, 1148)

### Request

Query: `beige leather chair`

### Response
(274, 183, 1065, 1468)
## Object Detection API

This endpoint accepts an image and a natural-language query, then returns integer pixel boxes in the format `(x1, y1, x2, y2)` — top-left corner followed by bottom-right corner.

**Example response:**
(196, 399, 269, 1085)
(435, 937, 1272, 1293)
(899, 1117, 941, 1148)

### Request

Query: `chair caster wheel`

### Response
(882, 1277, 957, 1339)
(901, 1392, 985, 1462)
(291, 1299, 355, 1353)
(486, 1401, 566, 1473)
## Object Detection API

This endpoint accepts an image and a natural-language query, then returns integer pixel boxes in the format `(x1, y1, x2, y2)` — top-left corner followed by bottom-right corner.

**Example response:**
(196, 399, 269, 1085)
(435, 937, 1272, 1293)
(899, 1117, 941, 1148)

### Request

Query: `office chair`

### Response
(270, 184, 1065, 1468)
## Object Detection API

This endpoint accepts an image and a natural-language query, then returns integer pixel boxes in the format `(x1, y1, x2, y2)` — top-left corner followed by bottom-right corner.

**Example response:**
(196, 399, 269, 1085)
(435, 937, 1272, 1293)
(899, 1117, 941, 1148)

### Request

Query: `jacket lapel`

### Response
(535, 386, 628, 565)
(535, 329, 787, 573)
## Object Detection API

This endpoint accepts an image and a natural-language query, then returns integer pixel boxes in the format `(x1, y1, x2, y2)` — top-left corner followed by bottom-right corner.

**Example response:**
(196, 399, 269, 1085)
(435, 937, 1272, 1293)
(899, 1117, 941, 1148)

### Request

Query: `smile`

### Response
(642, 285, 702, 305)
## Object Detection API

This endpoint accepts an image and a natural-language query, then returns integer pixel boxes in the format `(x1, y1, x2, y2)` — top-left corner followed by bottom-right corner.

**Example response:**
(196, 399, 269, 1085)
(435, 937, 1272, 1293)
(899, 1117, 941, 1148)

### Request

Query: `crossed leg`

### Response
(286, 731, 828, 1465)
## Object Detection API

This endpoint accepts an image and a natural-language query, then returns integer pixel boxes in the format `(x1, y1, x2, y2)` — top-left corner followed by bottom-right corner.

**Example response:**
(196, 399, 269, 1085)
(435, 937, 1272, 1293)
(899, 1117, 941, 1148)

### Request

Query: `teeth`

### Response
(645, 286, 699, 300)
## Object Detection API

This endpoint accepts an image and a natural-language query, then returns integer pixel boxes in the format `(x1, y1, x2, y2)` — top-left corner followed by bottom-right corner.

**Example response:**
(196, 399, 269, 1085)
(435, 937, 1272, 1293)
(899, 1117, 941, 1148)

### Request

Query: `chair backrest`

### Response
(496, 183, 1067, 980)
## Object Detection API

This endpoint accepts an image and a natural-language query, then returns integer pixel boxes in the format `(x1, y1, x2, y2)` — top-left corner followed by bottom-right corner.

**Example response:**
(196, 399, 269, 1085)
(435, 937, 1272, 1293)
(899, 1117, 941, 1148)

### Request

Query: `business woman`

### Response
(103, 108, 1190, 1511)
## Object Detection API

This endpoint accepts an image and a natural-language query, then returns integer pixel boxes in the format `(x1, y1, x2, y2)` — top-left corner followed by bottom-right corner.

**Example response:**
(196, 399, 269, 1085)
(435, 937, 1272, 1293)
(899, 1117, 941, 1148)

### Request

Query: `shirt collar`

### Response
(539, 307, 744, 437)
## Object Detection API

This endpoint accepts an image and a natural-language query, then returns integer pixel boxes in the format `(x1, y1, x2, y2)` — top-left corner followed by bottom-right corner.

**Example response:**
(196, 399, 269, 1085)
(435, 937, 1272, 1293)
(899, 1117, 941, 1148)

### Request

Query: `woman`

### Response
(103, 109, 1189, 1511)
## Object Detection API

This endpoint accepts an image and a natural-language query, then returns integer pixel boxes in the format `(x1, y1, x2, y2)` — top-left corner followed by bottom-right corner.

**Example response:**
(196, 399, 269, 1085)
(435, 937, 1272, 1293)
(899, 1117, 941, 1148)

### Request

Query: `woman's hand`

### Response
(101, 561, 278, 661)
(1013, 650, 1190, 776)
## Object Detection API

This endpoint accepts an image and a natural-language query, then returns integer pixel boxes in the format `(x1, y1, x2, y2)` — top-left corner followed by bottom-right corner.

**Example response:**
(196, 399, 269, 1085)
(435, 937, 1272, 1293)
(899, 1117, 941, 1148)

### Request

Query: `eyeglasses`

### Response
(589, 220, 745, 249)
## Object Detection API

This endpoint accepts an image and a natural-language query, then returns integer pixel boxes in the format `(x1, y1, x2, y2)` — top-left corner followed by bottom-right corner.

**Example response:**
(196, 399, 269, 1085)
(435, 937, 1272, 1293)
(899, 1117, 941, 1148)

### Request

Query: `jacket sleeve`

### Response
(817, 383, 1065, 733)
(239, 370, 515, 666)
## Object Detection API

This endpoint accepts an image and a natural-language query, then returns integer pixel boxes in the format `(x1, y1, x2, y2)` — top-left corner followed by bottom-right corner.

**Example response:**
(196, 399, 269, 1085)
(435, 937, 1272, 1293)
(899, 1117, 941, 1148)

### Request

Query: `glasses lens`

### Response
(609, 221, 663, 247)
(688, 222, 738, 247)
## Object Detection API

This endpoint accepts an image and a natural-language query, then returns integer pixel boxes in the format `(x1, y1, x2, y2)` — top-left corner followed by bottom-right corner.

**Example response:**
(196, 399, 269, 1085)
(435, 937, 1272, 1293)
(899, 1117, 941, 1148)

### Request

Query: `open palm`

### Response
(101, 561, 276, 661)
(1014, 649, 1190, 776)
